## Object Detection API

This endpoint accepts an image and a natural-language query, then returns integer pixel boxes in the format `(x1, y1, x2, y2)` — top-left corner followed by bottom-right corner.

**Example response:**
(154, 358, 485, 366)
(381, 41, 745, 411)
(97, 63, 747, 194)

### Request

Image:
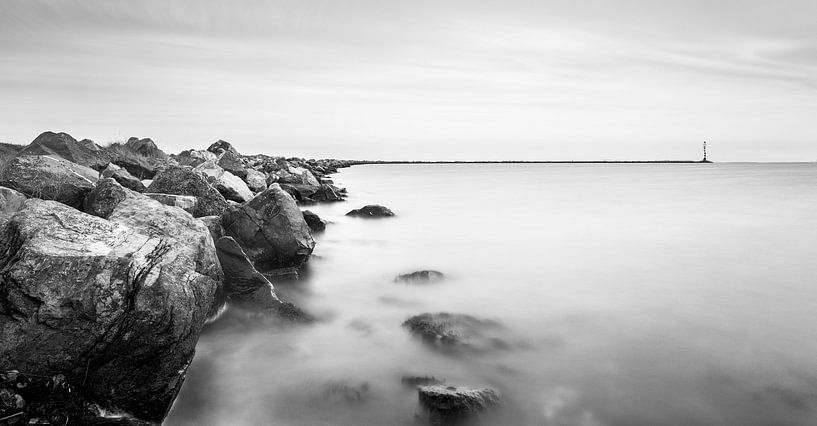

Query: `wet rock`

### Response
(0, 155, 97, 209)
(147, 165, 229, 217)
(395, 270, 445, 284)
(194, 160, 253, 203)
(144, 193, 198, 215)
(402, 313, 508, 353)
(215, 236, 309, 321)
(244, 169, 268, 193)
(302, 210, 326, 233)
(100, 163, 146, 192)
(418, 385, 501, 423)
(17, 131, 111, 171)
(321, 381, 370, 404)
(0, 181, 220, 422)
(221, 184, 315, 271)
(310, 183, 344, 202)
(346, 204, 395, 218)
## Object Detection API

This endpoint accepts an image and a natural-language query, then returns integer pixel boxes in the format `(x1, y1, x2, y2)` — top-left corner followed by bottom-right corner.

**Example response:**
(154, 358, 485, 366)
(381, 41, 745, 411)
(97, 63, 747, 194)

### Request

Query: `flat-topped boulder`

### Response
(395, 270, 445, 284)
(402, 312, 509, 354)
(194, 160, 253, 203)
(0, 155, 97, 209)
(147, 165, 229, 217)
(346, 204, 395, 218)
(1, 186, 220, 422)
(17, 131, 111, 171)
(101, 162, 146, 192)
(418, 385, 501, 424)
(221, 184, 315, 271)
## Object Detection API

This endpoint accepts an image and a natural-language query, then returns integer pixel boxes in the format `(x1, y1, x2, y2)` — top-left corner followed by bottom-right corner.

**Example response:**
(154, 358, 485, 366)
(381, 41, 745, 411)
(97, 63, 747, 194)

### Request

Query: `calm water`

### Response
(167, 163, 817, 426)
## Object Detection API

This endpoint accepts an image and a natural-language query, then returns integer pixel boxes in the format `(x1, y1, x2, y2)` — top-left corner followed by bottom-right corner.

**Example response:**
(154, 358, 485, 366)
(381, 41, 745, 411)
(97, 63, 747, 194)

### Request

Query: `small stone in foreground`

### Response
(346, 204, 394, 217)
(418, 385, 501, 423)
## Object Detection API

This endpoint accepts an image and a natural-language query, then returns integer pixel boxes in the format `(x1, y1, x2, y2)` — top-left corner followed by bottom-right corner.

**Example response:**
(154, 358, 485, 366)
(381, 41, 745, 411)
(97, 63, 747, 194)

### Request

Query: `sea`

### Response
(166, 163, 817, 426)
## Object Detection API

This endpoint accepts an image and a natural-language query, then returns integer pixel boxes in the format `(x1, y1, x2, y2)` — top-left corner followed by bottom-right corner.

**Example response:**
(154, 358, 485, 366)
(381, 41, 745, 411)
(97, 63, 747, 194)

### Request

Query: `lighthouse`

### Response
(702, 141, 710, 163)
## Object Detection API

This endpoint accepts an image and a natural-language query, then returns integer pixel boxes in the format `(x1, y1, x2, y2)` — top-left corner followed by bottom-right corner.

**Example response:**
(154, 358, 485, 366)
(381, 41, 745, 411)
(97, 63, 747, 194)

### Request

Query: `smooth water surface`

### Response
(168, 163, 817, 425)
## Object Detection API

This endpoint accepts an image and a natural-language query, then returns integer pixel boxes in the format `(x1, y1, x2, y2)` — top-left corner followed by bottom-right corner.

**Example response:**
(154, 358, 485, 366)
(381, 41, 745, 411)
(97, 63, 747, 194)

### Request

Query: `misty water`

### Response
(167, 163, 817, 426)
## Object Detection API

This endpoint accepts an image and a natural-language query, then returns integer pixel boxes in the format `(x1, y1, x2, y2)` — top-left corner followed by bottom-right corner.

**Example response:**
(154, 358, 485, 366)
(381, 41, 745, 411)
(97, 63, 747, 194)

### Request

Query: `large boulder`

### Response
(17, 131, 111, 171)
(216, 151, 247, 179)
(221, 184, 315, 271)
(100, 163, 146, 192)
(0, 185, 220, 422)
(147, 165, 229, 217)
(207, 139, 239, 156)
(0, 155, 97, 209)
(244, 169, 268, 193)
(215, 236, 309, 320)
(310, 183, 344, 202)
(346, 204, 395, 218)
(124, 137, 167, 159)
(194, 161, 253, 203)
(418, 385, 501, 424)
(106, 143, 165, 179)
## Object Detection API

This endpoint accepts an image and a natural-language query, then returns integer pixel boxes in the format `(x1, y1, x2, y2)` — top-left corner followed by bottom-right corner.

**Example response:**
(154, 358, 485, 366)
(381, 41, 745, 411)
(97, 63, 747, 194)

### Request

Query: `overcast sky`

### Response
(1, 0, 816, 161)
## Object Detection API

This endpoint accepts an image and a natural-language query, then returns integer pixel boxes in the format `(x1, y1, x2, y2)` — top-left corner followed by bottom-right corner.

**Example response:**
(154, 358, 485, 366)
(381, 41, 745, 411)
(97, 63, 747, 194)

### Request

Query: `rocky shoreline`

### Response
(0, 131, 501, 425)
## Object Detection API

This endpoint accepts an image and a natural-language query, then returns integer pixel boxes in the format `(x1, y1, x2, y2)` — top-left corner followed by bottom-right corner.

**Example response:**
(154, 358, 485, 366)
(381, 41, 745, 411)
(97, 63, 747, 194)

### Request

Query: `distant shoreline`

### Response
(351, 160, 711, 165)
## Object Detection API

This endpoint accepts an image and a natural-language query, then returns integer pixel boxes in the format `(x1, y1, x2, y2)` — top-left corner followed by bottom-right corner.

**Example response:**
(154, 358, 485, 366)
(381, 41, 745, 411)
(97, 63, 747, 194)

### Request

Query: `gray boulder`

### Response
(395, 270, 445, 284)
(418, 385, 501, 424)
(310, 184, 344, 202)
(17, 131, 111, 171)
(207, 139, 239, 156)
(346, 204, 395, 218)
(0, 155, 97, 209)
(0, 186, 26, 216)
(144, 193, 198, 215)
(147, 165, 229, 217)
(174, 149, 217, 168)
(100, 163, 146, 192)
(244, 169, 268, 193)
(124, 137, 167, 159)
(402, 313, 509, 354)
(222, 184, 315, 271)
(194, 160, 253, 203)
(216, 150, 247, 179)
(302, 210, 326, 233)
(1, 185, 220, 422)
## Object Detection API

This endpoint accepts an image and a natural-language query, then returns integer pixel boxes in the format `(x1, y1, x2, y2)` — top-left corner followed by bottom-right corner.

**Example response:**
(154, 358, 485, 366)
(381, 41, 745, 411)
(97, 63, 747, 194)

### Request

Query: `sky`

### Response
(1, 0, 816, 161)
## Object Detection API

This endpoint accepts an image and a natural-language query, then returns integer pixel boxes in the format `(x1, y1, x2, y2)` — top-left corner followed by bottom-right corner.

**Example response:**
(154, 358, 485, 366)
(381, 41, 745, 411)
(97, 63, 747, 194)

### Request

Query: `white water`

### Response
(168, 163, 817, 425)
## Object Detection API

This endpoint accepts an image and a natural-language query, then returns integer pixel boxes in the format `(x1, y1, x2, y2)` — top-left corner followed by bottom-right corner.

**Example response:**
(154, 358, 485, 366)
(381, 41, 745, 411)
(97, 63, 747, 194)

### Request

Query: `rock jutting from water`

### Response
(346, 204, 395, 217)
(417, 385, 501, 424)
(402, 312, 511, 354)
(395, 270, 445, 284)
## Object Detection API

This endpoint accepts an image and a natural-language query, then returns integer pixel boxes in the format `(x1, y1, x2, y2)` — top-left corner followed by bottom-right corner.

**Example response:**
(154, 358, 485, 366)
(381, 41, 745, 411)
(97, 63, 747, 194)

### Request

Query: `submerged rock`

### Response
(221, 184, 315, 271)
(346, 204, 395, 218)
(0, 155, 97, 209)
(302, 210, 326, 233)
(402, 313, 508, 353)
(321, 381, 370, 404)
(100, 162, 146, 192)
(147, 165, 229, 217)
(0, 180, 220, 422)
(401, 375, 446, 388)
(418, 385, 501, 424)
(395, 270, 445, 284)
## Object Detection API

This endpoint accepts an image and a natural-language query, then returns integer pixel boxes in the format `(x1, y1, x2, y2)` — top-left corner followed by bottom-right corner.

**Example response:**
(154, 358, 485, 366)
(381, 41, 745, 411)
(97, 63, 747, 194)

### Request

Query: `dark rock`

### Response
(395, 270, 445, 284)
(147, 165, 229, 217)
(310, 184, 344, 202)
(216, 151, 247, 179)
(17, 131, 111, 171)
(215, 236, 309, 321)
(194, 160, 253, 203)
(401, 375, 445, 387)
(402, 313, 508, 353)
(279, 182, 318, 200)
(124, 137, 167, 159)
(221, 184, 315, 271)
(207, 139, 239, 156)
(144, 193, 198, 215)
(302, 210, 326, 233)
(0, 155, 97, 209)
(106, 142, 167, 179)
(418, 385, 501, 423)
(1, 188, 220, 422)
(100, 163, 146, 192)
(346, 204, 395, 218)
